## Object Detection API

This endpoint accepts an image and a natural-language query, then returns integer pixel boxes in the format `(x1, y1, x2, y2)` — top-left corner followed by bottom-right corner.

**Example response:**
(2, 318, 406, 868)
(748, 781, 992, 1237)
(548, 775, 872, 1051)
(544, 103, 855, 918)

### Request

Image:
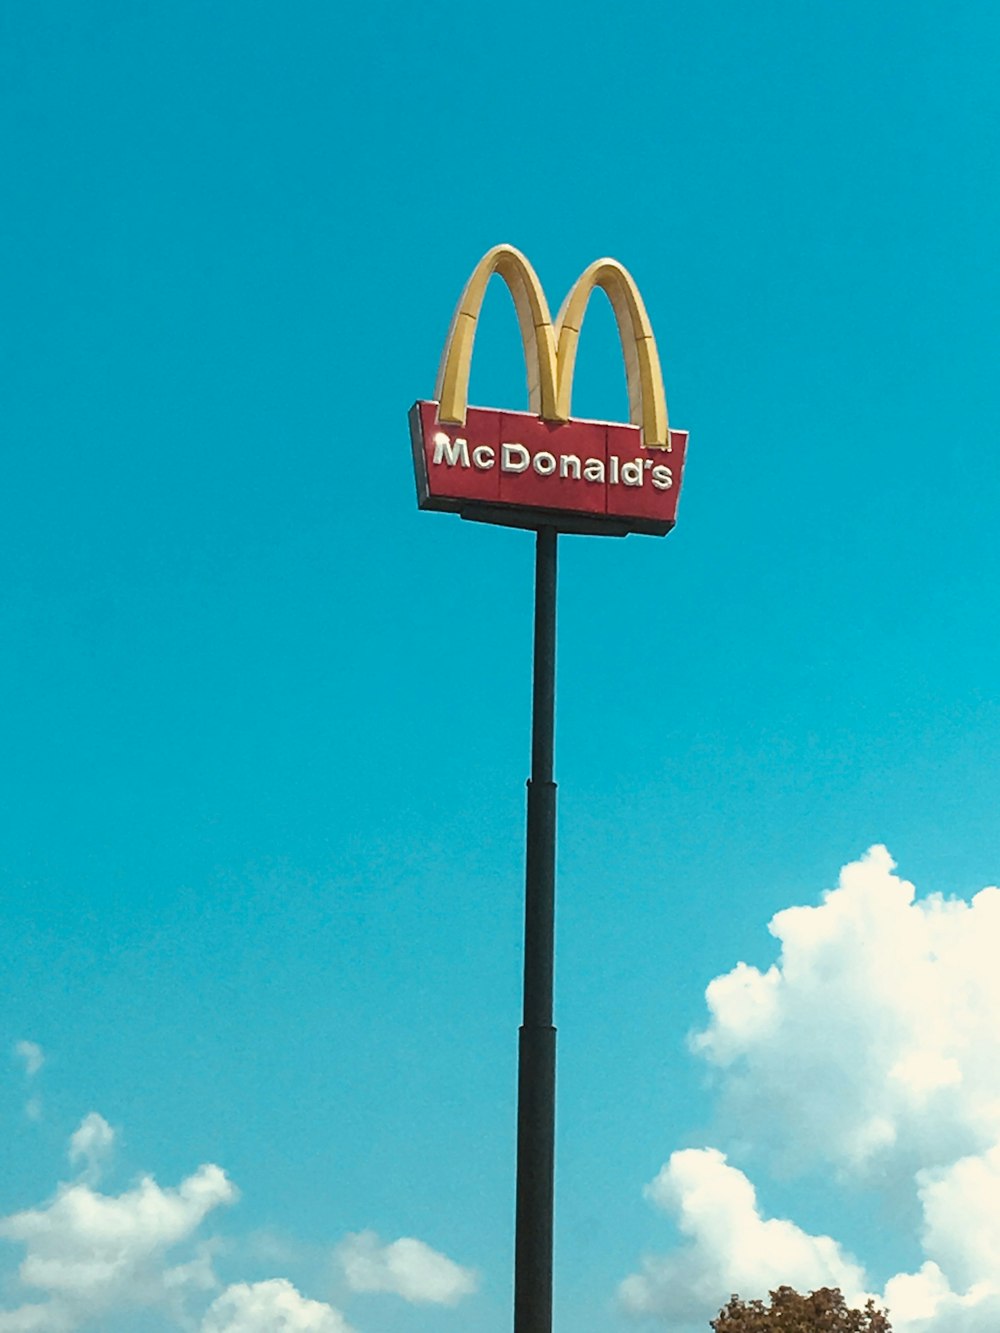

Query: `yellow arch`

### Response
(554, 259, 670, 449)
(435, 244, 560, 425)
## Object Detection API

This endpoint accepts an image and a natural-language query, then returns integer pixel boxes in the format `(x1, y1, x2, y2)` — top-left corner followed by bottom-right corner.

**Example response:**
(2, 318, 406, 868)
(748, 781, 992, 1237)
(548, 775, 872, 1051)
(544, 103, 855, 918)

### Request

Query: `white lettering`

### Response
(502, 442, 530, 473)
(433, 433, 470, 468)
(431, 434, 668, 493)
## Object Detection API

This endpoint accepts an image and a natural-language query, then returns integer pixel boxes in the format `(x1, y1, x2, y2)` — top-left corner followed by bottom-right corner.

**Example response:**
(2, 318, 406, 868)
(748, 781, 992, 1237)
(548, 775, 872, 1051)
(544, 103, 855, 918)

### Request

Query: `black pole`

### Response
(514, 525, 558, 1333)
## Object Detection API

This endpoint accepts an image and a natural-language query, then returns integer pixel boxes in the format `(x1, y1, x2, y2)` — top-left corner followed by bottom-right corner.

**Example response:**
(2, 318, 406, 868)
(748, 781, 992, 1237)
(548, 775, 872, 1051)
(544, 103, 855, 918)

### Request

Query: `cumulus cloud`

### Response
(0, 1150, 236, 1329)
(202, 1279, 353, 1332)
(617, 1139, 1000, 1333)
(0, 1108, 477, 1332)
(336, 1230, 478, 1306)
(67, 1113, 115, 1180)
(691, 846, 1000, 1179)
(882, 1261, 1000, 1333)
(876, 1143, 1000, 1331)
(0, 1302, 73, 1332)
(622, 848, 1000, 1332)
(619, 1149, 869, 1327)
(13, 1043, 44, 1079)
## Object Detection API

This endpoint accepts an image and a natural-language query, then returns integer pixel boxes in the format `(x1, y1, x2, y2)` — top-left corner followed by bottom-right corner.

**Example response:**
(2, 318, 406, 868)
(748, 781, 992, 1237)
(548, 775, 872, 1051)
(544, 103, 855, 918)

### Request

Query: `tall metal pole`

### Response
(514, 525, 558, 1333)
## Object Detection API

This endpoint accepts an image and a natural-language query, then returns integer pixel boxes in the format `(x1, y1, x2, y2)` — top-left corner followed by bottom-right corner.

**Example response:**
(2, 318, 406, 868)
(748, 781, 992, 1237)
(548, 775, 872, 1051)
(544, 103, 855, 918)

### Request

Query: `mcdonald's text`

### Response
(410, 401, 688, 536)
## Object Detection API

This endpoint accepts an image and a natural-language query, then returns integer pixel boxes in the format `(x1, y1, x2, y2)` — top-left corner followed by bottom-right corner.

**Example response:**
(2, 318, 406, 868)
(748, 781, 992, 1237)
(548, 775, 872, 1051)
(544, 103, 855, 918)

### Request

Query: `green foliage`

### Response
(711, 1286, 892, 1332)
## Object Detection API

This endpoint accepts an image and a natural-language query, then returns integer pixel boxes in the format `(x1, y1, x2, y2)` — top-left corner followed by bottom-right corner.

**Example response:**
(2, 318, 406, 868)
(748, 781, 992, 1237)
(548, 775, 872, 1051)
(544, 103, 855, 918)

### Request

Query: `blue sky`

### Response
(4, 3, 1000, 1331)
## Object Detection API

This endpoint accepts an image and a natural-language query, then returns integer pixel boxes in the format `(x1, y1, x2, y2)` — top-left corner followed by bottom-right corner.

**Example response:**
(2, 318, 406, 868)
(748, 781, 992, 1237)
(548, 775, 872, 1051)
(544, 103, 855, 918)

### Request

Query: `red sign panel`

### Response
(410, 401, 688, 537)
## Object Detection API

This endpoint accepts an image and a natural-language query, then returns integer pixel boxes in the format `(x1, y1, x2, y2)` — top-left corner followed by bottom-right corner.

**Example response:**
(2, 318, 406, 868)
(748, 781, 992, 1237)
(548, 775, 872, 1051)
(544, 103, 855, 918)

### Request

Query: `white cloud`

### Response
(0, 1150, 236, 1330)
(618, 1149, 869, 1328)
(918, 1142, 1000, 1289)
(0, 1096, 482, 1333)
(202, 1279, 353, 1332)
(13, 1043, 44, 1080)
(616, 1144, 1000, 1332)
(691, 846, 1000, 1179)
(0, 1109, 475, 1332)
(877, 1142, 1000, 1331)
(67, 1113, 115, 1180)
(0, 1304, 73, 1332)
(336, 1230, 478, 1306)
(883, 1261, 1000, 1333)
(622, 848, 1000, 1332)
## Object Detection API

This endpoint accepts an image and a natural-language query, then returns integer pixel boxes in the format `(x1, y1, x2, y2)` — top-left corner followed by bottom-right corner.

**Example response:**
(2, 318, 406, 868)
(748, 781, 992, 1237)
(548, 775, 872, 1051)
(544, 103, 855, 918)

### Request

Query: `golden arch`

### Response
(434, 245, 670, 449)
(435, 244, 559, 425)
(555, 260, 669, 449)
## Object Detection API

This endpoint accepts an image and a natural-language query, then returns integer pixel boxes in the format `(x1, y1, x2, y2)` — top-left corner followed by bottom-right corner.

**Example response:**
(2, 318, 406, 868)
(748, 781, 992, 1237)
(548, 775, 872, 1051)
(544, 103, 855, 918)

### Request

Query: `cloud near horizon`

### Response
(620, 847, 1000, 1332)
(0, 1127, 236, 1331)
(202, 1279, 354, 1332)
(0, 1113, 476, 1332)
(619, 1148, 869, 1325)
(336, 1229, 479, 1306)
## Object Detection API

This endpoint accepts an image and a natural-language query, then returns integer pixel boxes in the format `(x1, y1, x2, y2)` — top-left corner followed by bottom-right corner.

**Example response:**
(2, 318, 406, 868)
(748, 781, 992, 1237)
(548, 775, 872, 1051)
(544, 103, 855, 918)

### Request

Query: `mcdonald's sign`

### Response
(410, 245, 689, 537)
